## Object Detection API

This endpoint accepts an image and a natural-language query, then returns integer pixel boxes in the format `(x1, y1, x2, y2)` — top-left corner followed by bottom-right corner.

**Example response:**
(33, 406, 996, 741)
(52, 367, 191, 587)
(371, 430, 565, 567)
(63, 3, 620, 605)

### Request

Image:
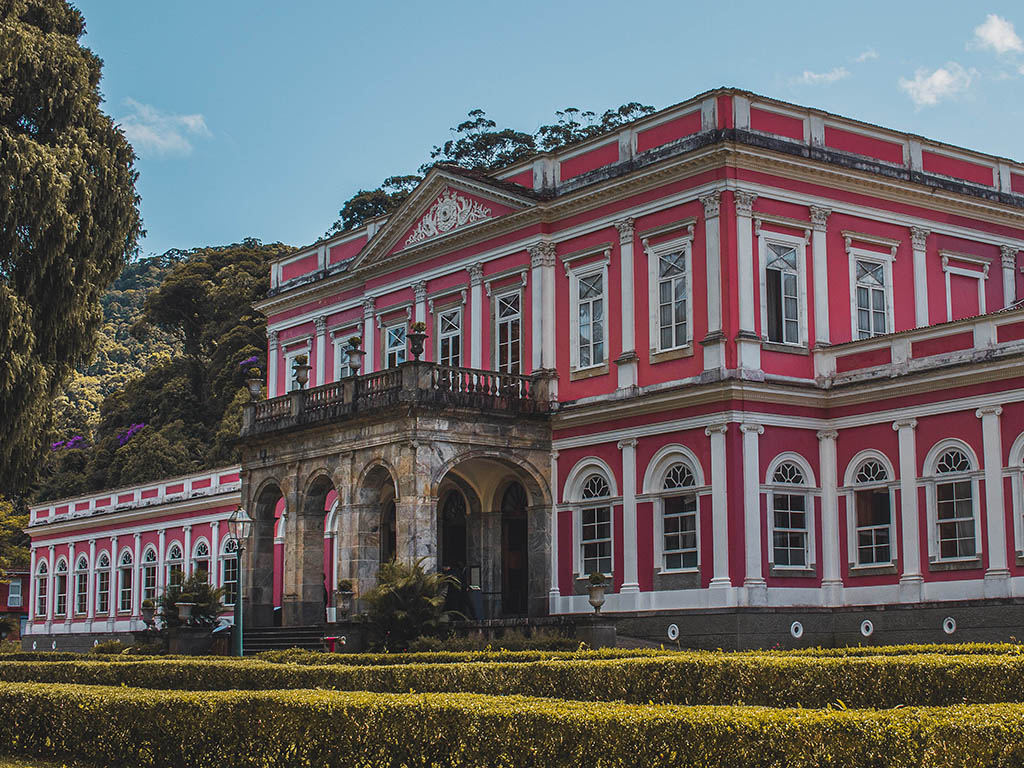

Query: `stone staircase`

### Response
(242, 625, 326, 655)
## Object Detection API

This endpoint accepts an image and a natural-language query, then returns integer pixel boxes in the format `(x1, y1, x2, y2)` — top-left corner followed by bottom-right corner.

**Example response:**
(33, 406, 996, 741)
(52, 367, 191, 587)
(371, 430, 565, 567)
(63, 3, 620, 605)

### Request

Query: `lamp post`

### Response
(226, 506, 253, 657)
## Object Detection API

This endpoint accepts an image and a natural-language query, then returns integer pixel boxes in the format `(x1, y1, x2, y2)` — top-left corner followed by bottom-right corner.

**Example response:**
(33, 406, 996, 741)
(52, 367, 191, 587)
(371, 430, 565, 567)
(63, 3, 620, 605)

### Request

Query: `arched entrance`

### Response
(500, 482, 529, 616)
(283, 473, 337, 626)
(247, 481, 284, 628)
(439, 490, 468, 572)
(352, 463, 399, 598)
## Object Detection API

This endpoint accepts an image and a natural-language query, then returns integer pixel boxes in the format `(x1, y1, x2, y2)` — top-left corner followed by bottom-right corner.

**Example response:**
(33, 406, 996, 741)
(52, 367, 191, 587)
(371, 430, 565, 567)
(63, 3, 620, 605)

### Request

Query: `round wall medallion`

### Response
(790, 621, 804, 639)
(860, 620, 874, 637)
(51, 640, 56, 650)
(31, 641, 36, 650)
(942, 616, 957, 635)
(667, 623, 680, 641)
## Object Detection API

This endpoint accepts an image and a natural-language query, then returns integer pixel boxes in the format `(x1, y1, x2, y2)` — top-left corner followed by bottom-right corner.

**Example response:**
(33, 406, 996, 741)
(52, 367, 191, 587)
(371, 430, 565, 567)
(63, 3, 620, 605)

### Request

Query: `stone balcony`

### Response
(241, 361, 554, 437)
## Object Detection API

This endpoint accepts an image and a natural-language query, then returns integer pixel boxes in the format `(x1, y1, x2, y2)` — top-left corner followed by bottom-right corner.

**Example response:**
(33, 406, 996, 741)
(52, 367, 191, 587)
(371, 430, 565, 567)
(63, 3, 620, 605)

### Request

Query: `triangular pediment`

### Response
(351, 167, 537, 270)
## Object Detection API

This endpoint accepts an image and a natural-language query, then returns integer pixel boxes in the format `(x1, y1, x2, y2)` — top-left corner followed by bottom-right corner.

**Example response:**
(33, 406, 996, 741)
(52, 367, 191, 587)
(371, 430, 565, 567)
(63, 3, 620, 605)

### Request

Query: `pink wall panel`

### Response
(1012, 173, 1024, 195)
(997, 320, 1024, 343)
(558, 508, 573, 595)
(911, 331, 974, 359)
(921, 151, 994, 187)
(328, 237, 365, 265)
(824, 126, 904, 164)
(637, 501, 654, 591)
(949, 274, 981, 320)
(281, 253, 319, 281)
(559, 142, 618, 181)
(636, 111, 701, 153)
(505, 169, 533, 187)
(750, 108, 803, 141)
(835, 346, 892, 373)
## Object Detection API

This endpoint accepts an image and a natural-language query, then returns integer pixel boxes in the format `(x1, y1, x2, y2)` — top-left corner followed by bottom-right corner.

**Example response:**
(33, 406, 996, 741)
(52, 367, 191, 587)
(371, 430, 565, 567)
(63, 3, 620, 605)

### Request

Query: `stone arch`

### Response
(283, 469, 338, 626)
(432, 449, 550, 507)
(348, 458, 401, 599)
(245, 477, 285, 628)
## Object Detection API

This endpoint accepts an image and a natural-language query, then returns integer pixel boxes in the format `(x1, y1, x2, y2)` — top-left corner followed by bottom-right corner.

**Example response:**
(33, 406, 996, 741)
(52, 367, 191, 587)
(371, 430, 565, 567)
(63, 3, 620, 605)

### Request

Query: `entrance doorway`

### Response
(380, 500, 396, 564)
(440, 491, 468, 572)
(500, 482, 529, 615)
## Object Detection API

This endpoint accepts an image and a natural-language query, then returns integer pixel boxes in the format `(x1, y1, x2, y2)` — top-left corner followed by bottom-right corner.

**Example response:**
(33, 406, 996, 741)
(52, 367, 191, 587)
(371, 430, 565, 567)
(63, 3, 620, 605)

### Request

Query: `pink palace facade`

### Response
(25, 88, 1024, 648)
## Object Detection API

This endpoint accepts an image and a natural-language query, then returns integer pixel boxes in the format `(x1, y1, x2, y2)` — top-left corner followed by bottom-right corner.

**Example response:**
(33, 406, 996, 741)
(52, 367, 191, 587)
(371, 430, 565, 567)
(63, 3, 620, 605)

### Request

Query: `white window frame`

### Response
(331, 328, 359, 380)
(924, 439, 983, 564)
(141, 548, 158, 603)
(842, 450, 897, 569)
(563, 458, 620, 579)
(644, 234, 694, 355)
(567, 257, 610, 372)
(221, 538, 239, 607)
(54, 558, 68, 618)
(1010, 432, 1024, 559)
(117, 549, 133, 614)
(8, 578, 21, 608)
(641, 445, 708, 574)
(847, 247, 895, 340)
(192, 539, 211, 583)
(941, 252, 990, 323)
(165, 542, 183, 588)
(74, 555, 89, 615)
(95, 553, 110, 615)
(494, 289, 522, 374)
(764, 453, 817, 570)
(34, 561, 48, 619)
(282, 341, 311, 392)
(758, 229, 809, 347)
(383, 323, 407, 369)
(436, 306, 463, 368)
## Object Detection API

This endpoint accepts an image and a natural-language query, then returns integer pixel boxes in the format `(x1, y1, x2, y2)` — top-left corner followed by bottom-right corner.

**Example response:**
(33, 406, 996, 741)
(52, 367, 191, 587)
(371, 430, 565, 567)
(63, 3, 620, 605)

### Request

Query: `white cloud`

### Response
(854, 49, 879, 63)
(972, 14, 1023, 54)
(898, 62, 976, 107)
(118, 99, 211, 157)
(798, 67, 850, 85)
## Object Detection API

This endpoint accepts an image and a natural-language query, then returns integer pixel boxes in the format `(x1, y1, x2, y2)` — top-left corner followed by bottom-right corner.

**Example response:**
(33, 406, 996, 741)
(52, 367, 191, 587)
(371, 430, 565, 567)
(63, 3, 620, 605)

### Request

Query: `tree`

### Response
(324, 175, 420, 237)
(0, 498, 28, 578)
(423, 109, 536, 173)
(0, 0, 142, 497)
(361, 558, 460, 651)
(535, 103, 657, 151)
(158, 572, 224, 628)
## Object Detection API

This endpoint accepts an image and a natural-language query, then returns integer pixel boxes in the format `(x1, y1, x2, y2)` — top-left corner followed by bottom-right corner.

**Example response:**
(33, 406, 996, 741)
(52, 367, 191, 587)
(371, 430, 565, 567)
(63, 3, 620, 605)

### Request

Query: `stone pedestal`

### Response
(576, 619, 616, 649)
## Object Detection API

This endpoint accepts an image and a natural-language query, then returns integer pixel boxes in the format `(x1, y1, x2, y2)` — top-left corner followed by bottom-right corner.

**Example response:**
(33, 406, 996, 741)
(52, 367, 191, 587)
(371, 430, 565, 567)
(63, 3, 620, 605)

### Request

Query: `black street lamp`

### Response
(226, 506, 253, 657)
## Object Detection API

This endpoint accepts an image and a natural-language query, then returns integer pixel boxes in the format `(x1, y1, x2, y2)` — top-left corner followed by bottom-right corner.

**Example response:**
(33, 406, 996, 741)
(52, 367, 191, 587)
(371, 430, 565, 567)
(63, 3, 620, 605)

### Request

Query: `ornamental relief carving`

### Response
(405, 188, 492, 247)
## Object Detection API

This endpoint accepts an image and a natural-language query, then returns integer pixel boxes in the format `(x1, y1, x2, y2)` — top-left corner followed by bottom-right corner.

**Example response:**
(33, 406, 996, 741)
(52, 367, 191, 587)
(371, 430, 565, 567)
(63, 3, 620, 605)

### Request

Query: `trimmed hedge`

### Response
(2, 681, 1024, 768)
(254, 646, 671, 666)
(6, 653, 1024, 708)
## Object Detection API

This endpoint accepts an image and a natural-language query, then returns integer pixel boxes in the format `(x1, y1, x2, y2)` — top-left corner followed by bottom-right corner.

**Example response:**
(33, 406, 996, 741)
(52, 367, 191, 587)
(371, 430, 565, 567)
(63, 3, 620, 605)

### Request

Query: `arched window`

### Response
(142, 548, 158, 602)
(580, 472, 612, 576)
(34, 560, 48, 619)
(118, 550, 133, 613)
(192, 540, 210, 583)
(661, 462, 698, 571)
(165, 543, 183, 587)
(380, 501, 397, 565)
(96, 553, 110, 615)
(933, 447, 977, 560)
(221, 538, 239, 606)
(852, 458, 893, 566)
(54, 559, 68, 618)
(74, 555, 89, 616)
(769, 460, 810, 569)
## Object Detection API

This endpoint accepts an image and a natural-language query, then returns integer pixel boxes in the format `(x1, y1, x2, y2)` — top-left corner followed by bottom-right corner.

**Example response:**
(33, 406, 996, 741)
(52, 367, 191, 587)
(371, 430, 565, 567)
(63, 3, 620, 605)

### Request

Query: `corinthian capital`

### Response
(700, 191, 721, 218)
(528, 241, 557, 268)
(314, 316, 327, 334)
(468, 262, 484, 285)
(734, 190, 757, 217)
(267, 329, 279, 350)
(809, 206, 831, 232)
(362, 296, 375, 317)
(413, 281, 427, 302)
(1001, 245, 1018, 269)
(613, 217, 635, 244)
(910, 227, 930, 251)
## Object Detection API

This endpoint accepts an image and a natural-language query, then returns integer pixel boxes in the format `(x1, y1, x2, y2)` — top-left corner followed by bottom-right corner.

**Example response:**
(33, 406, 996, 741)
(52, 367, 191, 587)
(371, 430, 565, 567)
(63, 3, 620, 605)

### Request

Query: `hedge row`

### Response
(6, 653, 1024, 708)
(254, 646, 672, 666)
(2, 681, 1024, 768)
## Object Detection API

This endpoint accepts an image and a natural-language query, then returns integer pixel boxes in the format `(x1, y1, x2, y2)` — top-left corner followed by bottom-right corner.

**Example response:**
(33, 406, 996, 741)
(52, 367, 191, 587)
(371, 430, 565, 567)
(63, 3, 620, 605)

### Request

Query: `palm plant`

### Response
(362, 558, 460, 651)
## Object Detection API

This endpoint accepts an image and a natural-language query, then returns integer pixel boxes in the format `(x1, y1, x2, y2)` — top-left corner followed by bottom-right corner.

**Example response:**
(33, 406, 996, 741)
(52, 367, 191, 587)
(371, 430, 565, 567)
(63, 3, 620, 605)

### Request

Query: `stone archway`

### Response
(246, 480, 284, 628)
(352, 462, 399, 600)
(282, 471, 336, 626)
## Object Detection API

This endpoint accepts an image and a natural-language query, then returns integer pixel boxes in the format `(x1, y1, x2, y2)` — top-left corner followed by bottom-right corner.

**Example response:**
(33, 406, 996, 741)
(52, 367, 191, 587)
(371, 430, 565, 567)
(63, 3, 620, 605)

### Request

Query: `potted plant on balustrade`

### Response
(292, 353, 311, 388)
(346, 336, 364, 375)
(239, 355, 264, 401)
(587, 572, 607, 615)
(408, 322, 428, 360)
(335, 579, 355, 619)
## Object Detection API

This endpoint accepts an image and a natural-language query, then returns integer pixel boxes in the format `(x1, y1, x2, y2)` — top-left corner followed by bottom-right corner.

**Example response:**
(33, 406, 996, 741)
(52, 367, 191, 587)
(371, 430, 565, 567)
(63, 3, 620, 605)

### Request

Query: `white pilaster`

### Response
(157, 529, 166, 596)
(413, 281, 427, 325)
(705, 423, 731, 587)
(183, 526, 192, 578)
(734, 191, 762, 373)
(528, 244, 547, 372)
(86, 540, 95, 629)
(893, 419, 922, 601)
(618, 439, 640, 601)
(740, 422, 766, 603)
(910, 228, 930, 327)
(133, 533, 142, 619)
(1002, 247, 1018, 308)
(107, 536, 116, 630)
(614, 218, 638, 389)
(977, 406, 1010, 594)
(210, 521, 220, 588)
(469, 264, 484, 369)
(700, 192, 725, 373)
(817, 429, 843, 605)
(65, 542, 75, 627)
(314, 316, 327, 386)
(267, 330, 279, 398)
(27, 547, 36, 631)
(809, 206, 832, 346)
(46, 545, 54, 630)
(548, 450, 561, 612)
(362, 297, 375, 373)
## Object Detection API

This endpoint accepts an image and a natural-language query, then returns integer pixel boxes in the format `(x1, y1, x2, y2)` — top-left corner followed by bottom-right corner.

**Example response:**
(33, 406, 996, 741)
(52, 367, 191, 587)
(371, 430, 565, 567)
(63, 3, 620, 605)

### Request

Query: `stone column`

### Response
(362, 297, 376, 373)
(617, 439, 640, 602)
(527, 502, 551, 617)
(86, 539, 96, 628)
(395, 496, 439, 572)
(809, 206, 832, 346)
(734, 191, 761, 374)
(294, 507, 329, 626)
(740, 422, 766, 603)
(977, 406, 1010, 595)
(817, 429, 843, 605)
(65, 542, 75, 628)
(529, 244, 546, 372)
(107, 536, 116, 631)
(210, 521, 220, 588)
(268, 330, 279, 398)
(1001, 247, 1018, 308)
(414, 281, 427, 324)
(46, 544, 54, 631)
(157, 529, 166, 596)
(132, 533, 142, 621)
(705, 423, 731, 588)
(614, 218, 638, 389)
(469, 263, 484, 369)
(314, 316, 327, 386)
(183, 526, 192, 578)
(893, 419, 922, 601)
(910, 228, 930, 327)
(548, 450, 561, 612)
(700, 192, 725, 373)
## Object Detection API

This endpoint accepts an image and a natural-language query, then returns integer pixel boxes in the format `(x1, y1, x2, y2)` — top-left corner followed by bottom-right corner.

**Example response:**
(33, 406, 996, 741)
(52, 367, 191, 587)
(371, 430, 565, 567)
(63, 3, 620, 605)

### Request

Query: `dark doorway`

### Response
(440, 491, 468, 571)
(500, 482, 529, 616)
(380, 500, 397, 564)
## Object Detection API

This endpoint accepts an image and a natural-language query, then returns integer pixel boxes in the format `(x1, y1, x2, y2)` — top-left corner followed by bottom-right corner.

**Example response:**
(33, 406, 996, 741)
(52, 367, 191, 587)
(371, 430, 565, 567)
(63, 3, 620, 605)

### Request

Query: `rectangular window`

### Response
(936, 480, 976, 559)
(75, 572, 88, 615)
(334, 342, 351, 380)
(168, 564, 183, 588)
(384, 324, 406, 368)
(855, 259, 888, 339)
(142, 565, 157, 602)
(575, 272, 605, 368)
(438, 308, 462, 367)
(96, 571, 109, 614)
(35, 578, 47, 618)
(855, 489, 892, 565)
(663, 494, 698, 570)
(581, 506, 612, 576)
(222, 557, 238, 606)
(496, 292, 521, 374)
(7, 580, 21, 608)
(765, 243, 800, 344)
(118, 567, 132, 612)
(772, 492, 807, 567)
(658, 251, 688, 350)
(55, 574, 67, 617)
(283, 350, 308, 392)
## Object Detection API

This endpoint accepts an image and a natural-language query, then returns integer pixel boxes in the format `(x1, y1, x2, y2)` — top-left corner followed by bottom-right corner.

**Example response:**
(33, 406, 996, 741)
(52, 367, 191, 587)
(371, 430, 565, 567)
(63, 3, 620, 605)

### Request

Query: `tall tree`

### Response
(423, 109, 536, 173)
(0, 0, 142, 497)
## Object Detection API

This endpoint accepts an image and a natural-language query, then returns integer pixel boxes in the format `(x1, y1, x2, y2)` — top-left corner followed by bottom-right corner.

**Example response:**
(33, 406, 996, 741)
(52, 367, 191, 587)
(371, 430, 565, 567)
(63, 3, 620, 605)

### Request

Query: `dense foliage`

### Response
(361, 559, 460, 651)
(0, 501, 27, 577)
(1, 682, 1024, 767)
(0, 0, 142, 497)
(158, 573, 225, 629)
(34, 240, 288, 500)
(325, 102, 656, 235)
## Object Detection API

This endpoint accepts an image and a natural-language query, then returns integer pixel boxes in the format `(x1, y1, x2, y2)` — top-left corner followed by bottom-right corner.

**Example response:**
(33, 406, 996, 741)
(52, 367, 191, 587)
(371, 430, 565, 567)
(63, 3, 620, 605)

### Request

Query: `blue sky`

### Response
(75, 1, 1024, 257)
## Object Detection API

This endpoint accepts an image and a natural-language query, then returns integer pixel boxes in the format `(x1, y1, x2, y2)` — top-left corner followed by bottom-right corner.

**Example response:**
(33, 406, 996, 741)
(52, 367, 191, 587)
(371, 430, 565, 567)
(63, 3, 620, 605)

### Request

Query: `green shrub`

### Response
(89, 640, 126, 655)
(9, 653, 1024, 708)
(159, 574, 224, 628)
(254, 645, 663, 666)
(406, 629, 579, 653)
(361, 558, 459, 651)
(3, 681, 1024, 768)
